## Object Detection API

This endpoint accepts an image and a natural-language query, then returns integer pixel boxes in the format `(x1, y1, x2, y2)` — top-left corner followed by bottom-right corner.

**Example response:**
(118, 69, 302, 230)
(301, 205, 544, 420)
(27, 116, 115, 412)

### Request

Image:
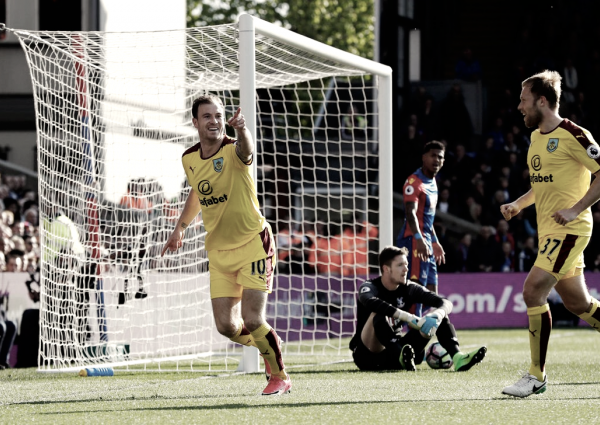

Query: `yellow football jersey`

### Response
(528, 119, 600, 236)
(182, 136, 266, 251)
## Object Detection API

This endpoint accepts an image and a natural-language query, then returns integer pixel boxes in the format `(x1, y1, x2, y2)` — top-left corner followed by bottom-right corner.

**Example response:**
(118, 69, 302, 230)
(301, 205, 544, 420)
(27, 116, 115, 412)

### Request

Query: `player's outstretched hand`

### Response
(227, 107, 246, 131)
(161, 230, 184, 257)
(432, 242, 445, 265)
(500, 202, 520, 221)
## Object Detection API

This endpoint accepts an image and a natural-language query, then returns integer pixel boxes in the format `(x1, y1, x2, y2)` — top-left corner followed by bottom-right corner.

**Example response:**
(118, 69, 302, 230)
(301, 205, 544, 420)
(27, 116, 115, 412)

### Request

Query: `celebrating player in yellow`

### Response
(161, 94, 291, 396)
(500, 70, 600, 397)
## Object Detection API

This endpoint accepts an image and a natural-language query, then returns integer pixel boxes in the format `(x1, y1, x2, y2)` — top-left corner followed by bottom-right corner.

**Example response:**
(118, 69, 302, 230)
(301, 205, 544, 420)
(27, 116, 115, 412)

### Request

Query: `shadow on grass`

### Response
(554, 381, 600, 386)
(39, 392, 600, 416)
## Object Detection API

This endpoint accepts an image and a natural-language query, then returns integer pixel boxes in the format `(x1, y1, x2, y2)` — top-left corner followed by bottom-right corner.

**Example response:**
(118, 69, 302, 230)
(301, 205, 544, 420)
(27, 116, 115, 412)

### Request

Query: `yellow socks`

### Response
(527, 304, 551, 382)
(229, 320, 256, 347)
(578, 298, 600, 332)
(251, 323, 286, 378)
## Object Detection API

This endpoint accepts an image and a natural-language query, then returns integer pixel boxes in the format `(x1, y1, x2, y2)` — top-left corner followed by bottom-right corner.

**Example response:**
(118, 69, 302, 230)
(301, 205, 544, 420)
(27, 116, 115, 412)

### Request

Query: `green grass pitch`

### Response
(1, 329, 600, 424)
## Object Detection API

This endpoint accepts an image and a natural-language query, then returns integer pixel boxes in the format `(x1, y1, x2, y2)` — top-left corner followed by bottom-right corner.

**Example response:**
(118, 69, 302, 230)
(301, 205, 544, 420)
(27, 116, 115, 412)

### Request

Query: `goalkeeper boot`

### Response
(135, 276, 148, 299)
(453, 346, 487, 372)
(261, 373, 292, 396)
(399, 344, 416, 372)
(502, 373, 547, 398)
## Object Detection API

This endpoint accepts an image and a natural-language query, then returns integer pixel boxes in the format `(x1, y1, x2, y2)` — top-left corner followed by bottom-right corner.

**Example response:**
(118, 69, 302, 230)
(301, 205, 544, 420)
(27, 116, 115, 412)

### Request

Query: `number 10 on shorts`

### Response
(251, 258, 266, 275)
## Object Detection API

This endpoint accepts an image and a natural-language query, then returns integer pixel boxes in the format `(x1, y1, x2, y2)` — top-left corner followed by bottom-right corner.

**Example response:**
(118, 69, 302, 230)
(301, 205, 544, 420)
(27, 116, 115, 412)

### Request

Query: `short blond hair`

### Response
(522, 70, 562, 110)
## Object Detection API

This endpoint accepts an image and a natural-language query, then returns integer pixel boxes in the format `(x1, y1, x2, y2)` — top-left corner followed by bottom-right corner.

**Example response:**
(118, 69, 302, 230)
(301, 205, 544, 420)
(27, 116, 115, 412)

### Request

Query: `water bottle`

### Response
(79, 367, 114, 377)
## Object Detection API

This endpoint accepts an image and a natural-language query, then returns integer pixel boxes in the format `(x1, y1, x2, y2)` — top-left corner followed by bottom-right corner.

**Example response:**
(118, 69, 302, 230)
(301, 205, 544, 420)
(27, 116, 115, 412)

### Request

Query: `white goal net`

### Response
(13, 15, 392, 372)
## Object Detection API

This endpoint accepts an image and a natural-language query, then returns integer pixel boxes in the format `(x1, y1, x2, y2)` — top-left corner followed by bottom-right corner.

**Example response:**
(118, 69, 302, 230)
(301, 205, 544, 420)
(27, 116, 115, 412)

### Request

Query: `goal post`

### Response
(10, 14, 392, 373)
(243, 14, 394, 246)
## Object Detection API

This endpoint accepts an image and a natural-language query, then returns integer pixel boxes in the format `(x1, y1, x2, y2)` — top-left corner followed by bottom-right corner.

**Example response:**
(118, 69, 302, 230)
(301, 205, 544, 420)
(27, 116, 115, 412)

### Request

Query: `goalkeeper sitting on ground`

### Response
(349, 245, 487, 371)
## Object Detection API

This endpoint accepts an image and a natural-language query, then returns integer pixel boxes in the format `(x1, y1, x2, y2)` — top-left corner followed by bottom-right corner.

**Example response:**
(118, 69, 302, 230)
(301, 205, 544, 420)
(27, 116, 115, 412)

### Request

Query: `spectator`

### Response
(402, 124, 425, 181)
(455, 47, 482, 82)
(341, 104, 367, 140)
(1, 253, 19, 369)
(1, 210, 14, 238)
(419, 95, 437, 142)
(277, 220, 314, 275)
(466, 197, 483, 225)
(488, 189, 510, 226)
(495, 220, 516, 252)
(488, 117, 506, 152)
(518, 236, 537, 272)
(469, 176, 488, 213)
(494, 240, 515, 272)
(299, 220, 317, 275)
(308, 222, 342, 276)
(4, 252, 21, 272)
(455, 233, 473, 272)
(23, 208, 39, 227)
(477, 137, 496, 169)
(438, 84, 473, 149)
(503, 131, 520, 157)
(506, 152, 524, 191)
(437, 188, 451, 214)
(120, 179, 152, 212)
(116, 180, 150, 301)
(496, 173, 512, 206)
(276, 221, 295, 274)
(469, 226, 499, 272)
(508, 209, 538, 248)
(341, 212, 378, 277)
(448, 144, 476, 195)
(562, 58, 578, 105)
(0, 295, 16, 370)
(511, 125, 530, 151)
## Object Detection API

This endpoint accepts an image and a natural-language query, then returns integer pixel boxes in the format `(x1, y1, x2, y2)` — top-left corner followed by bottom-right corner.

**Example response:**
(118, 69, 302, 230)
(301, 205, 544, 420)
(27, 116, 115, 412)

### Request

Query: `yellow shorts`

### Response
(208, 224, 277, 299)
(534, 233, 589, 281)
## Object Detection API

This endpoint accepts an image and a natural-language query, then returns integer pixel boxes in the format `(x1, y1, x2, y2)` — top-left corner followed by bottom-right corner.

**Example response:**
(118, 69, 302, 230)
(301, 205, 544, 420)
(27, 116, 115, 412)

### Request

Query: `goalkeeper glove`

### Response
(393, 309, 421, 330)
(417, 308, 445, 337)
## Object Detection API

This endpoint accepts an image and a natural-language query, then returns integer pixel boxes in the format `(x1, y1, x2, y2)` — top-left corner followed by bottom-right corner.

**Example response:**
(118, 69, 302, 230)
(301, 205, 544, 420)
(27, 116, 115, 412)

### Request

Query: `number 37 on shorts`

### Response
(534, 233, 589, 276)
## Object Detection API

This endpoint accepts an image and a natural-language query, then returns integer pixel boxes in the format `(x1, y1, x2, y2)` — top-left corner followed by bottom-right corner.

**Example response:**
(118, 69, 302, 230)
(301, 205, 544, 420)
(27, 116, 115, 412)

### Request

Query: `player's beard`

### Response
(523, 106, 543, 128)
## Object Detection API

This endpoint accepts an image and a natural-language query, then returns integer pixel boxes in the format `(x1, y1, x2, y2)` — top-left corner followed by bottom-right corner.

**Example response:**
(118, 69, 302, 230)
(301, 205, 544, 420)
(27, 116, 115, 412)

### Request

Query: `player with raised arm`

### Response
(161, 94, 290, 396)
(349, 246, 486, 372)
(501, 70, 600, 398)
(396, 141, 446, 299)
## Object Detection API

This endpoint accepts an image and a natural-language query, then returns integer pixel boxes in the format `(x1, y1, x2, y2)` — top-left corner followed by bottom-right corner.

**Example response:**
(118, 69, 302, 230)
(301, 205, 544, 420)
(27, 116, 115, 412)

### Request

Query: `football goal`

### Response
(11, 14, 392, 372)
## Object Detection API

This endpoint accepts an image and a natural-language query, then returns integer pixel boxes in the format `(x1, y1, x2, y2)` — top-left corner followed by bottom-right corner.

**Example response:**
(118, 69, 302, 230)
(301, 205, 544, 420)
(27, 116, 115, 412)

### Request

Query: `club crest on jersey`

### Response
(547, 138, 559, 153)
(587, 144, 600, 159)
(397, 297, 405, 308)
(213, 157, 224, 173)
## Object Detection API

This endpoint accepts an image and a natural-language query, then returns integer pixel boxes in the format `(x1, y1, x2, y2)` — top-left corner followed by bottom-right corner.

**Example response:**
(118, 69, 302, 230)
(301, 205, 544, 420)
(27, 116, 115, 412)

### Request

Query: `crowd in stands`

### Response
(275, 213, 379, 277)
(401, 11, 600, 274)
(0, 175, 40, 274)
(0, 174, 39, 369)
(275, 12, 600, 277)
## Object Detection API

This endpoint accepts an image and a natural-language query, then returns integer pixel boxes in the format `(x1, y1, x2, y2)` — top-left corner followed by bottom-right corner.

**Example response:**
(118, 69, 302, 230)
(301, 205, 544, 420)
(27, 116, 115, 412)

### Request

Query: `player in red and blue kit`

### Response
(396, 141, 446, 306)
